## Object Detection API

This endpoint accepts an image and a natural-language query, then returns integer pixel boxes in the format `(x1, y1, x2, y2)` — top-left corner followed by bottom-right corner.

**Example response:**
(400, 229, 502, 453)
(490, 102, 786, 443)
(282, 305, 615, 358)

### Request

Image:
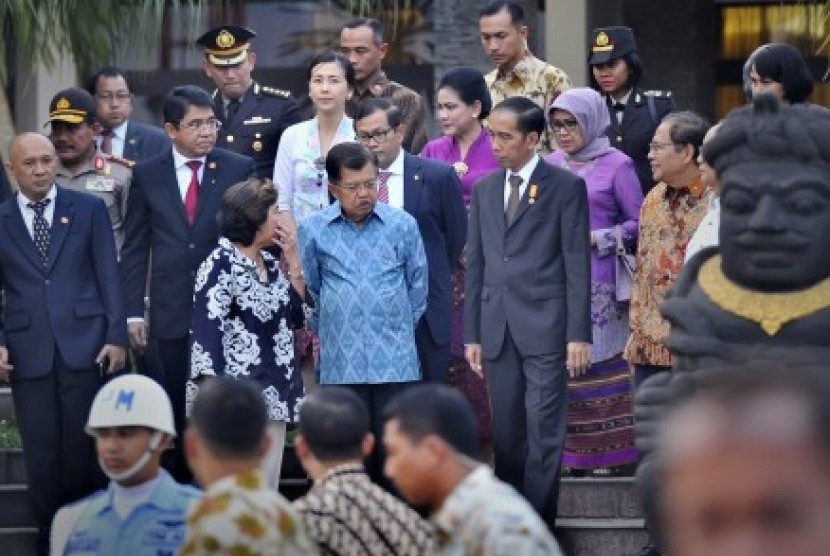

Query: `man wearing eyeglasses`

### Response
(354, 98, 466, 386)
(47, 87, 134, 254)
(298, 141, 427, 487)
(87, 66, 171, 163)
(121, 85, 256, 483)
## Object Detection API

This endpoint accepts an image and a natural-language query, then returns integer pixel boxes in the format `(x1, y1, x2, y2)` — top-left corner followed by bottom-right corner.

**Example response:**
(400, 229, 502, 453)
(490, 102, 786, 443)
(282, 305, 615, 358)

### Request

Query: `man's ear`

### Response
(362, 432, 375, 459)
(258, 429, 273, 459)
(378, 41, 389, 61)
(295, 435, 310, 460)
(183, 428, 198, 462)
(682, 143, 696, 165)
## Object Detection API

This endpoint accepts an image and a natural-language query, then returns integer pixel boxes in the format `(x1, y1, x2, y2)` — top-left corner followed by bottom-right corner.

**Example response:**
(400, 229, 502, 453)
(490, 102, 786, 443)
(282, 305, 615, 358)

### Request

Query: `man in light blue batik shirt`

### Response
(298, 142, 427, 485)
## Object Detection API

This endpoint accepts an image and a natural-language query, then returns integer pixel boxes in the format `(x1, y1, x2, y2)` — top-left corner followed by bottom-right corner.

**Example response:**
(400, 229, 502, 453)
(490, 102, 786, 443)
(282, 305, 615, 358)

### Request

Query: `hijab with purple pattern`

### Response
(549, 87, 615, 162)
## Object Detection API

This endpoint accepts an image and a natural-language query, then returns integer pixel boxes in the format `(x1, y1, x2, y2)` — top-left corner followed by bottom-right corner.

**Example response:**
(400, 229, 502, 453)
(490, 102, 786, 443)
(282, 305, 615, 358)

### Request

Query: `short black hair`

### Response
(438, 67, 492, 121)
(589, 52, 645, 91)
(307, 50, 356, 91)
(383, 384, 480, 460)
(491, 96, 546, 137)
(218, 178, 278, 247)
(661, 111, 710, 162)
(342, 17, 385, 44)
(299, 387, 370, 461)
(325, 142, 379, 184)
(478, 0, 524, 25)
(162, 85, 214, 127)
(749, 43, 814, 103)
(353, 97, 404, 129)
(189, 378, 267, 460)
(86, 66, 131, 96)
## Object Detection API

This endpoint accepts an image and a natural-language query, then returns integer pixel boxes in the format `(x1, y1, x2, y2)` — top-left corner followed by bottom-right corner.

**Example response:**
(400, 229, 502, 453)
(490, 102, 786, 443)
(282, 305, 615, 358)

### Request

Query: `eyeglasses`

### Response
(337, 179, 378, 193)
(550, 118, 579, 132)
(180, 118, 221, 133)
(356, 128, 393, 144)
(95, 92, 132, 103)
(648, 141, 677, 152)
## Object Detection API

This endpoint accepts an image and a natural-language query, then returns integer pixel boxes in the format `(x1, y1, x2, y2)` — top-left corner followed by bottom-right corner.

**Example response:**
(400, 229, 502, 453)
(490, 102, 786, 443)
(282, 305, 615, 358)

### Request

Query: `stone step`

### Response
(0, 485, 35, 528)
(0, 527, 38, 556)
(0, 450, 26, 484)
(0, 387, 13, 422)
(558, 477, 642, 519)
(556, 518, 649, 556)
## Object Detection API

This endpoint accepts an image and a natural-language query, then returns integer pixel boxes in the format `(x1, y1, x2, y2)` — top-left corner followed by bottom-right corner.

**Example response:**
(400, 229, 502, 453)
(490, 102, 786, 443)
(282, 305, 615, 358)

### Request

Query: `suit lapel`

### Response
(161, 153, 189, 228)
(194, 152, 221, 226)
(489, 169, 507, 236)
(621, 91, 643, 134)
(45, 189, 75, 272)
(0, 199, 44, 272)
(124, 122, 141, 160)
(402, 153, 421, 214)
(507, 159, 548, 230)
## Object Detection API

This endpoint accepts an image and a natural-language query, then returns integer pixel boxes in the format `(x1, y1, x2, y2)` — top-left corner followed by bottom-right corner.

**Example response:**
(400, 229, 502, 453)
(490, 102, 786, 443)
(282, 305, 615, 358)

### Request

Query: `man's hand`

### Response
(0, 347, 13, 382)
(567, 342, 591, 378)
(128, 321, 148, 352)
(96, 345, 126, 376)
(465, 344, 483, 377)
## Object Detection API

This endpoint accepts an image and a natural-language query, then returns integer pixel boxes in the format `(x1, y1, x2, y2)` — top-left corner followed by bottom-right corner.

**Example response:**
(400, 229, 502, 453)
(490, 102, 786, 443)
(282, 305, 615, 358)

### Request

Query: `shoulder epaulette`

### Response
(644, 90, 673, 98)
(261, 86, 292, 98)
(107, 155, 136, 169)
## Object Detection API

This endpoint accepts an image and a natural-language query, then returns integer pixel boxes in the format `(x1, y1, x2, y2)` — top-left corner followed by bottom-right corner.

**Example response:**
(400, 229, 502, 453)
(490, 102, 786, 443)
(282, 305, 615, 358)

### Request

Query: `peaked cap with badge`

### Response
(46, 87, 97, 127)
(588, 26, 638, 66)
(196, 25, 300, 178)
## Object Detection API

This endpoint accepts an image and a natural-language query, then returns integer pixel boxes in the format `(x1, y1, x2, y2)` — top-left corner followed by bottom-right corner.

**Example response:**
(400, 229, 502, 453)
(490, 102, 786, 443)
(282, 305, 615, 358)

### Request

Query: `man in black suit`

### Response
(464, 97, 592, 529)
(0, 133, 127, 554)
(121, 85, 256, 482)
(87, 66, 171, 162)
(354, 98, 467, 384)
(197, 25, 300, 178)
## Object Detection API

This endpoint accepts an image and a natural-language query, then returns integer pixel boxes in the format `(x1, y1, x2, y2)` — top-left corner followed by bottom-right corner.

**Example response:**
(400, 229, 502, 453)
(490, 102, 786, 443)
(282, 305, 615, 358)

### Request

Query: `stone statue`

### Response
(634, 94, 830, 551)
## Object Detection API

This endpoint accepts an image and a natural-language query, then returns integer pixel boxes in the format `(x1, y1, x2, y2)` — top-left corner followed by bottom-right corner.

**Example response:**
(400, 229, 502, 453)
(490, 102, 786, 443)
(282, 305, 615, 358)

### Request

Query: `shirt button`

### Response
(45, 279, 50, 285)
(189, 243, 195, 249)
(503, 256, 509, 262)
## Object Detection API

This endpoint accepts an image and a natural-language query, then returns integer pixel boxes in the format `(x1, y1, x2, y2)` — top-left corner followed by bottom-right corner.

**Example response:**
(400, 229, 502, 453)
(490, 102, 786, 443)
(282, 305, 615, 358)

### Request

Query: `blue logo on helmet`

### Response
(115, 389, 135, 411)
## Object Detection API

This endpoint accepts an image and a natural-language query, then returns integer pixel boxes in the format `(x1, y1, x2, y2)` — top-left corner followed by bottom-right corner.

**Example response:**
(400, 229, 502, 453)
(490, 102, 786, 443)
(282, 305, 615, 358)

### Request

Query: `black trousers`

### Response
(154, 336, 192, 484)
(485, 327, 568, 531)
(415, 320, 451, 384)
(12, 349, 107, 555)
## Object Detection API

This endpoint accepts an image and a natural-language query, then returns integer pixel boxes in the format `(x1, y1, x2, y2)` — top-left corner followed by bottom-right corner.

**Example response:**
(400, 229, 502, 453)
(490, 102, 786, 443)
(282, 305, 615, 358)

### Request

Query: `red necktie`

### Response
(101, 129, 113, 154)
(378, 170, 391, 204)
(184, 160, 202, 226)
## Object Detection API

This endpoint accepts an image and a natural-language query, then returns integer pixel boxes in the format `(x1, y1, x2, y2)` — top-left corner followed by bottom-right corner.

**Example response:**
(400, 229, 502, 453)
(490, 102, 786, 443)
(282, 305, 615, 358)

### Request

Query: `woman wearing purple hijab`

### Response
(545, 87, 643, 475)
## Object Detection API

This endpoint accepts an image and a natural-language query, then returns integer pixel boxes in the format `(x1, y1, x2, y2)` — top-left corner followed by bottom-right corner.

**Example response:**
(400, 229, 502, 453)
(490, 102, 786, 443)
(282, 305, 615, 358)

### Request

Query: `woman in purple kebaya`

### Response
(546, 87, 644, 475)
(421, 67, 499, 446)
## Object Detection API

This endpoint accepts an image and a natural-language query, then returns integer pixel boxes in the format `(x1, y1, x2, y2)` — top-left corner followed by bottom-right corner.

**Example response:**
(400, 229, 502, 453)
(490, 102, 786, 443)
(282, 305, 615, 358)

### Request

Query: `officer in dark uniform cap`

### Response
(589, 26, 675, 195)
(197, 25, 300, 179)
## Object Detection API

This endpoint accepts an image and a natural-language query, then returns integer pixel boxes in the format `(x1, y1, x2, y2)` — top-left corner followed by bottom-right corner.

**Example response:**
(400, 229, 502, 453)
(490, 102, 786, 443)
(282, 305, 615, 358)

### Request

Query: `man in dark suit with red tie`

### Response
(121, 85, 255, 481)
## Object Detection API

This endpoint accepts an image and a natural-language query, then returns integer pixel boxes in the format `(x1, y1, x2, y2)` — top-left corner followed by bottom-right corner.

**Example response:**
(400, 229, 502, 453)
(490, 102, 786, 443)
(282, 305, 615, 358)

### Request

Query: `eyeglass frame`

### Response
(178, 117, 221, 133)
(335, 178, 379, 193)
(648, 141, 681, 153)
(549, 118, 580, 133)
(356, 127, 394, 144)
(94, 92, 132, 103)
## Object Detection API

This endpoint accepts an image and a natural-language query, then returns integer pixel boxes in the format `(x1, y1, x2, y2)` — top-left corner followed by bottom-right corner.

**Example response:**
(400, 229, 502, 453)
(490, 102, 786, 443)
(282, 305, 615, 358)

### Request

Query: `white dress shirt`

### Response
(172, 148, 207, 201)
(382, 148, 406, 210)
(503, 153, 539, 209)
(102, 120, 129, 158)
(684, 194, 721, 263)
(17, 186, 57, 237)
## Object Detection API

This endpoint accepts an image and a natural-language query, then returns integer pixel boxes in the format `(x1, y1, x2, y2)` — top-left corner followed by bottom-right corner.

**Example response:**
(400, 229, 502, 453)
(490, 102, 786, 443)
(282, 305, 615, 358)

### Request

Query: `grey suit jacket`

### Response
(464, 158, 592, 359)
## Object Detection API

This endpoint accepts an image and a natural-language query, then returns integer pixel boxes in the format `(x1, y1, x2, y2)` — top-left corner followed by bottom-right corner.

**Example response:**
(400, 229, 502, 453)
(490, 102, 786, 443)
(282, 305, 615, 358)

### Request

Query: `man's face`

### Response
(355, 109, 404, 169)
(487, 108, 538, 172)
(329, 161, 378, 223)
(93, 75, 133, 129)
(7, 134, 58, 201)
(202, 53, 256, 100)
(49, 121, 98, 168)
(95, 426, 158, 487)
(383, 419, 436, 508)
(719, 160, 830, 292)
(479, 8, 527, 69)
(340, 26, 386, 83)
(165, 105, 218, 159)
(663, 400, 830, 556)
(648, 122, 689, 186)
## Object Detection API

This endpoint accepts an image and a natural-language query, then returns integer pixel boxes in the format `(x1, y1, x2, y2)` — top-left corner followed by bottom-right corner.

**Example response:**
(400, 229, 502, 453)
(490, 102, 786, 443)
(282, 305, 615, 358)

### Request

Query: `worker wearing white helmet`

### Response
(49, 374, 201, 556)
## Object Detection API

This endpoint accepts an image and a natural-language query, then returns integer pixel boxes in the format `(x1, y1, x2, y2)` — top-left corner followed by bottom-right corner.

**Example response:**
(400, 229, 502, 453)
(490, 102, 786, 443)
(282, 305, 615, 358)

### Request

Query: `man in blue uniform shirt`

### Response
(50, 374, 201, 556)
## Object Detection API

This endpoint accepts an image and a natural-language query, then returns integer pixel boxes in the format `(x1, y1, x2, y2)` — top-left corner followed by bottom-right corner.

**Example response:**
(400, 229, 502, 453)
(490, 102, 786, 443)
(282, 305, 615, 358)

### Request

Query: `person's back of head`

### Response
(185, 377, 268, 486)
(297, 386, 372, 469)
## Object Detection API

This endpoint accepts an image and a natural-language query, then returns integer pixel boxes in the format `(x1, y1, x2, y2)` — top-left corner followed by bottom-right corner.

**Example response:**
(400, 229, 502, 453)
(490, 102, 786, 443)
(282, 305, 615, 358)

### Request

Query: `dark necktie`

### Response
(377, 170, 391, 204)
(506, 174, 523, 225)
(226, 99, 240, 122)
(100, 129, 113, 154)
(184, 161, 202, 226)
(613, 102, 626, 112)
(28, 199, 51, 262)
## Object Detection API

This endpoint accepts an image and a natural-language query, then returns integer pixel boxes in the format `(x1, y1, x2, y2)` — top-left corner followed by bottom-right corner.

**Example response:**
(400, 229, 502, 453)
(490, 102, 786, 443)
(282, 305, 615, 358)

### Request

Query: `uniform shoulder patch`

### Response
(644, 90, 672, 98)
(107, 155, 136, 169)
(261, 86, 292, 98)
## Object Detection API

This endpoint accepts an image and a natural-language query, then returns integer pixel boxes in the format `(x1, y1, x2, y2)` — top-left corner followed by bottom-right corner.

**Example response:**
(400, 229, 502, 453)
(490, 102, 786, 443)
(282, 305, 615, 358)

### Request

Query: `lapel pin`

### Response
(128, 138, 137, 145)
(414, 175, 420, 181)
(60, 216, 70, 225)
(529, 184, 539, 205)
(208, 162, 217, 169)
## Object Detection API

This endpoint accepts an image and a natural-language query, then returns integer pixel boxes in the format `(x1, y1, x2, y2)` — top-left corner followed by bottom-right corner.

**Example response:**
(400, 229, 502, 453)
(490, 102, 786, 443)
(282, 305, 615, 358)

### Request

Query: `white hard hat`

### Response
(86, 374, 176, 437)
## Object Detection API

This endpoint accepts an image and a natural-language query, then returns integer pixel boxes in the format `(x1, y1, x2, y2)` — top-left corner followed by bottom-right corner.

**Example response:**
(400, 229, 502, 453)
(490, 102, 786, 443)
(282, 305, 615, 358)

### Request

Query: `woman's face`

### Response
(436, 87, 480, 138)
(592, 58, 631, 95)
(550, 109, 585, 155)
(309, 61, 351, 115)
(253, 204, 281, 247)
(749, 66, 785, 101)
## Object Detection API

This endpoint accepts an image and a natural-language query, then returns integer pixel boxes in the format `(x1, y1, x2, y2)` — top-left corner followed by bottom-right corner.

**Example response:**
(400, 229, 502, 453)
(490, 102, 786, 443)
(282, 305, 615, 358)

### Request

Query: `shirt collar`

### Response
(96, 469, 182, 516)
(384, 148, 405, 175)
(112, 120, 129, 141)
(172, 147, 207, 170)
(509, 153, 540, 184)
(324, 199, 390, 225)
(317, 462, 366, 485)
(496, 51, 535, 82)
(17, 185, 57, 213)
(205, 469, 265, 498)
(358, 70, 389, 96)
(432, 466, 491, 534)
(609, 89, 632, 107)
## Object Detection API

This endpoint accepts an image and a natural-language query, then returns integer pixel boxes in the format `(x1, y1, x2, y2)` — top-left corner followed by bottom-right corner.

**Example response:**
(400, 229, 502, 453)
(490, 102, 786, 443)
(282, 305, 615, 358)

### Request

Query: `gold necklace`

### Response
(698, 254, 830, 336)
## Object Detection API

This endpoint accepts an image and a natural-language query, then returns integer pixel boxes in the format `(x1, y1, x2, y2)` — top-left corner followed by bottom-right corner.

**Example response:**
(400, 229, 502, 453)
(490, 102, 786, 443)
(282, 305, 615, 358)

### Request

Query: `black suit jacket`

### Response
(0, 155, 10, 201)
(121, 148, 256, 339)
(214, 82, 301, 179)
(0, 188, 127, 379)
(465, 158, 591, 358)
(123, 121, 172, 162)
(401, 153, 467, 345)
